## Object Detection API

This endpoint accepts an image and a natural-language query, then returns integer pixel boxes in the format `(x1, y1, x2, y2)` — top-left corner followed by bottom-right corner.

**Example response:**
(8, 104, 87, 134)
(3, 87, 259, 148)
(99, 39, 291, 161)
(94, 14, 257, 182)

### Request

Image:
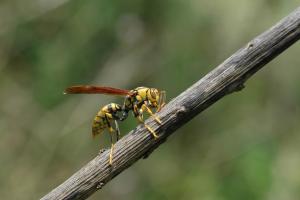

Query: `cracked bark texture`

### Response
(41, 7, 300, 200)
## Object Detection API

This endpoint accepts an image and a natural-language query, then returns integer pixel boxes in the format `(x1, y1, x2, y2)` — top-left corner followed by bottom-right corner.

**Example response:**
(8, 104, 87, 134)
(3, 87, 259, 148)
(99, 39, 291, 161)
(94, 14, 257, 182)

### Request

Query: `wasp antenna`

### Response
(63, 89, 72, 94)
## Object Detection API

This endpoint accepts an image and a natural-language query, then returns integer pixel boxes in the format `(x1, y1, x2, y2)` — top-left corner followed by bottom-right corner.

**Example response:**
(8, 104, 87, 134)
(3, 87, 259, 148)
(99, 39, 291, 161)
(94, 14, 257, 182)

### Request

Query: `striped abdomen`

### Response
(92, 110, 109, 137)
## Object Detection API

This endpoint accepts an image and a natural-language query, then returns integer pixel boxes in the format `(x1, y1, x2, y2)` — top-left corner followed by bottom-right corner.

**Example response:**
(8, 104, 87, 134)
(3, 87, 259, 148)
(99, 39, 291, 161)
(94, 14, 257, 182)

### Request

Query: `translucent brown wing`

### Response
(64, 85, 130, 96)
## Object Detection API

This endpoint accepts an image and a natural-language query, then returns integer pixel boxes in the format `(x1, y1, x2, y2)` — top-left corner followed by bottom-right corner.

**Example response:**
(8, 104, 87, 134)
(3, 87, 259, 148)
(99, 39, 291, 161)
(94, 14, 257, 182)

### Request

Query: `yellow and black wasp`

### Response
(64, 85, 166, 165)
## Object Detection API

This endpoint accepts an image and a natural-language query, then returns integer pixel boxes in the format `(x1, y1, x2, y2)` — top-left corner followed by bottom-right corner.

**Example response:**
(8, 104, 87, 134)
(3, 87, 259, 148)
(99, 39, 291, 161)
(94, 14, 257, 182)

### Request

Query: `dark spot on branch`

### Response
(96, 182, 105, 189)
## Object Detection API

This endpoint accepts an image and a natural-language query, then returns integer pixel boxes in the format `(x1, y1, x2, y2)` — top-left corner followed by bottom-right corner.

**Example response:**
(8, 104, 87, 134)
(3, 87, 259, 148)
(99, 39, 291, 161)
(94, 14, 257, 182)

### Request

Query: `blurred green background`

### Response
(1, 0, 300, 199)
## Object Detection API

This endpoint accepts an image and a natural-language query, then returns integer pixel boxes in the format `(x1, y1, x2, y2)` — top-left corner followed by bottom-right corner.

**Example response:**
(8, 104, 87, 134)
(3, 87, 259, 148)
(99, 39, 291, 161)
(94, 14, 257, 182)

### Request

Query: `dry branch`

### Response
(41, 7, 300, 200)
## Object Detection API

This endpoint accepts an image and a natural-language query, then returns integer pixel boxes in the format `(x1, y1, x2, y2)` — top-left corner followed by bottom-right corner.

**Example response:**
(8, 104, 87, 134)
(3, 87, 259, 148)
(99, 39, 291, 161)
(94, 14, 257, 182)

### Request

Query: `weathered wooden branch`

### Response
(41, 7, 300, 200)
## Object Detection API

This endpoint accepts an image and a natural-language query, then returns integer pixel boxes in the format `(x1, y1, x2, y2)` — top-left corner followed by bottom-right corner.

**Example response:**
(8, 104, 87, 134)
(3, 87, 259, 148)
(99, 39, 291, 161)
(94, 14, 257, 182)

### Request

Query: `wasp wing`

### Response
(64, 85, 130, 96)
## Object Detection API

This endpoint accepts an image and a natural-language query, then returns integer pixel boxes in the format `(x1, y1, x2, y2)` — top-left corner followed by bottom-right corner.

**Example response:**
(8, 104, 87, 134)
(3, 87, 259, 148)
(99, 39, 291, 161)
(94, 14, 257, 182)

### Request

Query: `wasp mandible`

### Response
(64, 85, 166, 165)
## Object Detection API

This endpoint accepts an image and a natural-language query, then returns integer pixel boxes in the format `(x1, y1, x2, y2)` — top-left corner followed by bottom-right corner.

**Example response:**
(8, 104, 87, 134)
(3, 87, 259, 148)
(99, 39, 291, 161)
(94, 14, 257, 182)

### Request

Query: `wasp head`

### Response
(147, 88, 160, 107)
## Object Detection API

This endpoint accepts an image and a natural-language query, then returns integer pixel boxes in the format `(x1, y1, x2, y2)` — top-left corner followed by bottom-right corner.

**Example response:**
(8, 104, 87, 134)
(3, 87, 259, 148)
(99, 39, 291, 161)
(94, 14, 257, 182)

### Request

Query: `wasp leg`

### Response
(142, 104, 162, 124)
(157, 90, 166, 112)
(105, 114, 116, 166)
(136, 114, 159, 139)
(144, 124, 159, 139)
(133, 104, 159, 138)
(114, 120, 121, 141)
(108, 126, 115, 166)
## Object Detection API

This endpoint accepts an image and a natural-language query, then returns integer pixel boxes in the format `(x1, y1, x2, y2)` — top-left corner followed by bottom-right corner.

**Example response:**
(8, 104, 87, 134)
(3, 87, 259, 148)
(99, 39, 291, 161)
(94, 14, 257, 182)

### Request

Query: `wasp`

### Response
(64, 85, 166, 165)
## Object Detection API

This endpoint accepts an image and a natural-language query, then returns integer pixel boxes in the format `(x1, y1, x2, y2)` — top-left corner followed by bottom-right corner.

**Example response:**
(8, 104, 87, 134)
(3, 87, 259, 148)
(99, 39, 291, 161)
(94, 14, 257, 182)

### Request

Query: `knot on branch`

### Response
(226, 81, 246, 95)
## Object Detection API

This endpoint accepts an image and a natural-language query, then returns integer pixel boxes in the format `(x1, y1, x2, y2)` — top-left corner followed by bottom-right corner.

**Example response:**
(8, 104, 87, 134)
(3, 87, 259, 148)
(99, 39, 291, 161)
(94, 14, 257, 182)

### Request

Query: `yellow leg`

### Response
(114, 120, 121, 141)
(109, 143, 114, 165)
(108, 126, 115, 133)
(108, 126, 115, 166)
(142, 104, 162, 124)
(137, 115, 159, 139)
(144, 124, 159, 139)
(157, 102, 166, 111)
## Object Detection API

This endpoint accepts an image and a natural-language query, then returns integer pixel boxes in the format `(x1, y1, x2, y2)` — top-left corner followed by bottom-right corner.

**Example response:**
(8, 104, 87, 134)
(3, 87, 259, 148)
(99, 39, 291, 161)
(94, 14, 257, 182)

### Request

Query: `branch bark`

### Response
(41, 7, 300, 200)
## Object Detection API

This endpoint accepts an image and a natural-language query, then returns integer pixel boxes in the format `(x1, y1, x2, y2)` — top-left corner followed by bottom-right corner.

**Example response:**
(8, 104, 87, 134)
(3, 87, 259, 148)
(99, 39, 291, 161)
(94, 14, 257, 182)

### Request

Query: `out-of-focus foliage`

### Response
(1, 0, 300, 199)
